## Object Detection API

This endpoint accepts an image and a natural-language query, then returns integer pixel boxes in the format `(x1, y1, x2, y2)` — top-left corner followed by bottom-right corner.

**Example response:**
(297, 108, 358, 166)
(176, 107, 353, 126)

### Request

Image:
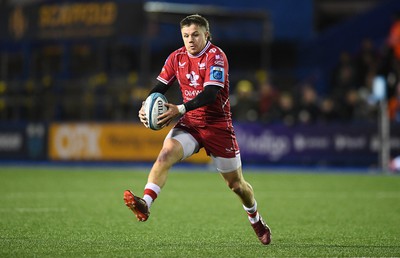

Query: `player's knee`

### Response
(227, 180, 243, 195)
(156, 146, 181, 167)
(156, 148, 173, 164)
(227, 179, 254, 197)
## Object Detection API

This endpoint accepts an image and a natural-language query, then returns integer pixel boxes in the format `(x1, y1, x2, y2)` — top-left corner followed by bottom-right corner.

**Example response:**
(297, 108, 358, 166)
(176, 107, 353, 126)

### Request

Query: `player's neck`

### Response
(187, 41, 211, 58)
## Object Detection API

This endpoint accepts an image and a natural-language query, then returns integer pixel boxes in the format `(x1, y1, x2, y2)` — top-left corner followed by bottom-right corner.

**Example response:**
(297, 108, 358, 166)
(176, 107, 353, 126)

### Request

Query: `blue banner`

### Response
(0, 123, 25, 159)
(234, 123, 400, 167)
(0, 123, 47, 160)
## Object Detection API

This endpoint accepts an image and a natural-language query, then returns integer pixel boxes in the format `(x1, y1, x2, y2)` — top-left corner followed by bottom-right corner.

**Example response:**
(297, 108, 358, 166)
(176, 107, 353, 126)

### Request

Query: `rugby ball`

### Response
(144, 92, 168, 130)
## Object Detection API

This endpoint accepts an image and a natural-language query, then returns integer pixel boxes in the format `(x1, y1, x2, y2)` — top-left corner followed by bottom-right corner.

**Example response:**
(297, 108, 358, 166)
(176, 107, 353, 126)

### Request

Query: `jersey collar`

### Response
(187, 41, 211, 58)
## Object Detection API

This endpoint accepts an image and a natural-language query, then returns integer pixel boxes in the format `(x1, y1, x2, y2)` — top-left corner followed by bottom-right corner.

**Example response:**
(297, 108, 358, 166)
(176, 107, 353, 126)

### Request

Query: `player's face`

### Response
(181, 24, 209, 55)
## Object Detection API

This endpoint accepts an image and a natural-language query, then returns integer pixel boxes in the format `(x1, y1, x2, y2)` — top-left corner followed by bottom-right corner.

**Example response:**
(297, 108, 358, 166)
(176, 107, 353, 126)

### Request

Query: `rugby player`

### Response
(124, 14, 271, 245)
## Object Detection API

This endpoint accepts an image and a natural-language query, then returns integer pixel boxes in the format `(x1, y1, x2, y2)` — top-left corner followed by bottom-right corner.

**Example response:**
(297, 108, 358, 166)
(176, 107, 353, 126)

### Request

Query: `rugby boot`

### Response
(251, 216, 271, 245)
(123, 190, 150, 222)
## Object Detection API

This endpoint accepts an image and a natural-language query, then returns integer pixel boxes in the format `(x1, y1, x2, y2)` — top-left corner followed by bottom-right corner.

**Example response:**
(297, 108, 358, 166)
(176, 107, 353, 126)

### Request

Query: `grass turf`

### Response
(0, 167, 399, 257)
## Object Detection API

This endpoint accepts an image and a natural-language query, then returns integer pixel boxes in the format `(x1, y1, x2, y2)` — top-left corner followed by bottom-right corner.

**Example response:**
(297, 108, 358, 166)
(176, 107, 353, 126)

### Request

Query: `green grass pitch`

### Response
(0, 166, 399, 257)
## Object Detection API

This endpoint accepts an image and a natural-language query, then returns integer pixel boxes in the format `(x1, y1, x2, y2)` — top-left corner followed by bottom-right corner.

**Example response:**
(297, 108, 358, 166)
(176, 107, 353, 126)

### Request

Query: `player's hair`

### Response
(180, 14, 212, 41)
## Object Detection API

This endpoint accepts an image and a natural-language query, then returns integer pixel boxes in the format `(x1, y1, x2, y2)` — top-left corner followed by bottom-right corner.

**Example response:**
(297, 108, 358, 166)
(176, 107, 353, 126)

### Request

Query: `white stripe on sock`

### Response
(249, 213, 260, 224)
(143, 195, 153, 208)
(243, 200, 257, 214)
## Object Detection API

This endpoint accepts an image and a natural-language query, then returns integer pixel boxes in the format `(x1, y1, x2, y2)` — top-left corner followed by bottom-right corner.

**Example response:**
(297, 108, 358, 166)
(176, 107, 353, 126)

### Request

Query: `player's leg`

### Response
(124, 138, 183, 222)
(216, 156, 271, 245)
(124, 128, 200, 222)
(144, 128, 199, 205)
(147, 138, 184, 188)
(219, 166, 254, 208)
(209, 153, 254, 207)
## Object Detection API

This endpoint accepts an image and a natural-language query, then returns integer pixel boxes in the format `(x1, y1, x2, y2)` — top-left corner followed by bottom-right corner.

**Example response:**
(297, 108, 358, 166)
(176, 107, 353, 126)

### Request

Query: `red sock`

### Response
(143, 183, 161, 208)
(144, 188, 158, 201)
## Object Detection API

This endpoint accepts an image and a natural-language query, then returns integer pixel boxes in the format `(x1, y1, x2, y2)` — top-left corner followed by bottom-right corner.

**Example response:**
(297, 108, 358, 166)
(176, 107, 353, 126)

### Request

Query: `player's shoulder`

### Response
(167, 46, 187, 60)
(171, 46, 187, 56)
(165, 46, 187, 64)
(207, 43, 226, 57)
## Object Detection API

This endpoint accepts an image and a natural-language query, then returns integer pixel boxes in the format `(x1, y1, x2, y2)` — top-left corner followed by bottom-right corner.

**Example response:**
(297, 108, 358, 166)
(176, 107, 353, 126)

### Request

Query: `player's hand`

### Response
(157, 103, 181, 127)
(138, 102, 149, 128)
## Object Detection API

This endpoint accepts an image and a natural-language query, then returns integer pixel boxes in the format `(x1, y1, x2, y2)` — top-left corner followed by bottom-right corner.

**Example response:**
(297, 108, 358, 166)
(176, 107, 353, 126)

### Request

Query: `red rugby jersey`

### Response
(157, 41, 232, 126)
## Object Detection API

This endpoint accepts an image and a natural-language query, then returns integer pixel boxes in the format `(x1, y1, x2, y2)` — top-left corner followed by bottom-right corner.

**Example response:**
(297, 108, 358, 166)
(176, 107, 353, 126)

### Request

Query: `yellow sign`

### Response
(3, 1, 143, 40)
(39, 2, 117, 28)
(48, 123, 210, 164)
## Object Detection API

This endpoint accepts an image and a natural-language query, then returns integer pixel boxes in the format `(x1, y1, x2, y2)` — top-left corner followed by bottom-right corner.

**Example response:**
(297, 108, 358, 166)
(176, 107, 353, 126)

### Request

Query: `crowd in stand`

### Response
(1, 19, 400, 124)
(1, 41, 400, 124)
(231, 36, 400, 125)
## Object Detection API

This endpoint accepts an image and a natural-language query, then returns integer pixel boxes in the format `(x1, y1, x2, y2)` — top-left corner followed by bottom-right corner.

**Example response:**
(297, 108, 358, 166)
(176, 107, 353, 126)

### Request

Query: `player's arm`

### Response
(138, 81, 169, 127)
(182, 85, 221, 112)
(149, 81, 169, 95)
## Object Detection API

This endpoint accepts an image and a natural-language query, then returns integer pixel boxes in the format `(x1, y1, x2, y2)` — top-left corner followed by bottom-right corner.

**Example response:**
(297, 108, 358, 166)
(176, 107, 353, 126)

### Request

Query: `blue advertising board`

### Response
(0, 123, 47, 160)
(234, 123, 400, 167)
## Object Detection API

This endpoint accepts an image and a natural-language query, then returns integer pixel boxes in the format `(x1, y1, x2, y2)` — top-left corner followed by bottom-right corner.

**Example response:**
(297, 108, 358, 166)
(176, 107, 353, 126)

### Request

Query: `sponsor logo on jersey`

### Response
(225, 147, 234, 153)
(214, 54, 224, 66)
(184, 89, 202, 98)
(179, 61, 186, 68)
(198, 62, 206, 69)
(214, 60, 224, 66)
(210, 66, 224, 82)
(209, 48, 217, 53)
(186, 71, 200, 87)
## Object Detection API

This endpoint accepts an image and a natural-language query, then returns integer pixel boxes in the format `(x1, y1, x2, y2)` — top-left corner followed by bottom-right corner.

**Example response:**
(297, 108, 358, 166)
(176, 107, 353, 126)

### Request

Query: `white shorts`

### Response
(165, 128, 242, 173)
